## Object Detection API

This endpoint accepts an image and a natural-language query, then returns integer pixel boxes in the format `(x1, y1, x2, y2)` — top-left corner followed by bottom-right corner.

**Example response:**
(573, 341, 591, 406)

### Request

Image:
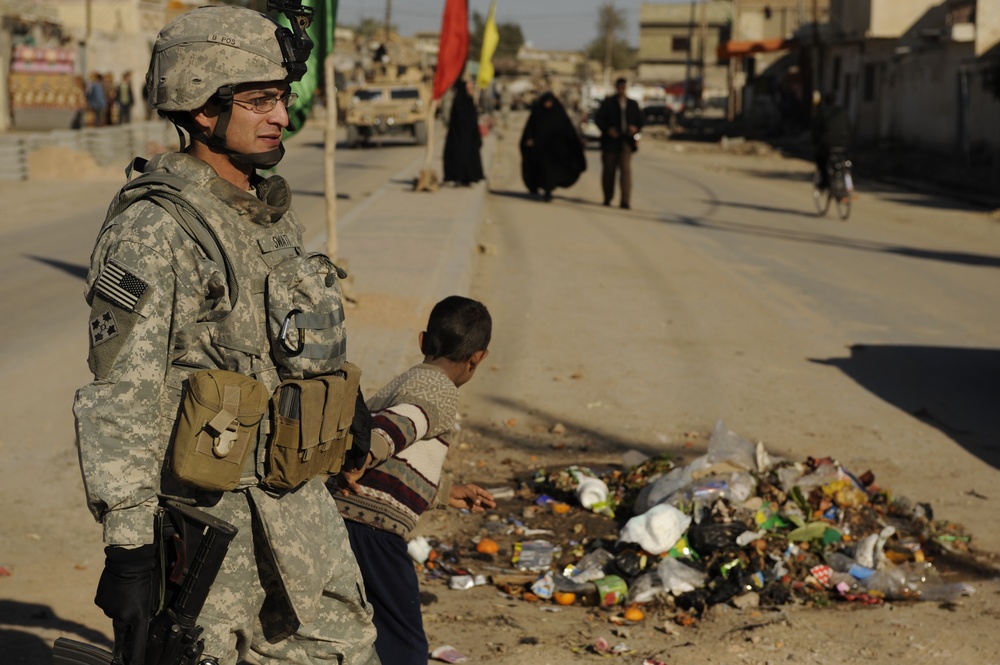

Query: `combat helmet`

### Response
(146, 3, 313, 167)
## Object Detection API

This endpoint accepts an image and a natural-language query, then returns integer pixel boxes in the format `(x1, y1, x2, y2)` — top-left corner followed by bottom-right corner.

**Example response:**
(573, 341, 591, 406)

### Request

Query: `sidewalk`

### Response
(295, 126, 496, 392)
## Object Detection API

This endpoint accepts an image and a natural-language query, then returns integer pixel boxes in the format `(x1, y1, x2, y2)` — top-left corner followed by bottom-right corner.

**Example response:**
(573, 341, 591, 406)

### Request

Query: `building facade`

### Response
(820, 0, 1000, 155)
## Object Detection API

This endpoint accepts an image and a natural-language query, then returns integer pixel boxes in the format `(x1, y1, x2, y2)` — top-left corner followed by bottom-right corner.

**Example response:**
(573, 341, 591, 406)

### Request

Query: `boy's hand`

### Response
(336, 453, 375, 495)
(449, 484, 496, 513)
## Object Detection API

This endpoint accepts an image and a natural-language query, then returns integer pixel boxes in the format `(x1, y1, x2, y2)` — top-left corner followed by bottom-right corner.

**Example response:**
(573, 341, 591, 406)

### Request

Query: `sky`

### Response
(336, 1, 692, 52)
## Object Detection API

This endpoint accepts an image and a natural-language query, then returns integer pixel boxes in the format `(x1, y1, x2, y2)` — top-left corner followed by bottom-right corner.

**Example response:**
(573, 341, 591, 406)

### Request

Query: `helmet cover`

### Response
(147, 6, 289, 112)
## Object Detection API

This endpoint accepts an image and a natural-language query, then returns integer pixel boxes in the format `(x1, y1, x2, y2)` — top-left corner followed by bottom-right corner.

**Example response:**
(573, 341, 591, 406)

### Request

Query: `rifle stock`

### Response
(52, 501, 237, 665)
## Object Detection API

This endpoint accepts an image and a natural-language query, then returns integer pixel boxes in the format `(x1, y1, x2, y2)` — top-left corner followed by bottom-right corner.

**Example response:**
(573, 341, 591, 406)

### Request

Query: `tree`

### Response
(355, 17, 390, 40)
(586, 3, 635, 70)
(470, 12, 524, 61)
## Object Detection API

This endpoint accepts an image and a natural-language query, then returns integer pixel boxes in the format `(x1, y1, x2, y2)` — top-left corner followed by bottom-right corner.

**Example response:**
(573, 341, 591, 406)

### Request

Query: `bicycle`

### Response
(812, 149, 854, 220)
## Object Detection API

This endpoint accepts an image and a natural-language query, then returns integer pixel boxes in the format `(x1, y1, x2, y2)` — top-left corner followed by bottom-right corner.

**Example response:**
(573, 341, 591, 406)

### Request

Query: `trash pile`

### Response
(412, 420, 990, 623)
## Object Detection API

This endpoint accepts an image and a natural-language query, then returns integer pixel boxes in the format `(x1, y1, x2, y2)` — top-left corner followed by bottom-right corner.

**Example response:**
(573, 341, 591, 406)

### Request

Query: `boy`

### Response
(330, 296, 496, 664)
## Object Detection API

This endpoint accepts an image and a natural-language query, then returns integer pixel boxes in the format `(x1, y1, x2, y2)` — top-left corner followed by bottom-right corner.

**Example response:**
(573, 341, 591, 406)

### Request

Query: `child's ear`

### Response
(469, 349, 489, 369)
(418, 331, 425, 349)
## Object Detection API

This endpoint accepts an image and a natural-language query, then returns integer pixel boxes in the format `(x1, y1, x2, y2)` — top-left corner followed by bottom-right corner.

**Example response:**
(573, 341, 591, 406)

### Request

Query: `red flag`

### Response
(432, 0, 469, 100)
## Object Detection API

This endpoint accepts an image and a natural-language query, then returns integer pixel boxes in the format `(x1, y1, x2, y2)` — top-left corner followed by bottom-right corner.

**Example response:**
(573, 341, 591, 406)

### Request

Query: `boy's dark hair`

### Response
(421, 296, 491, 362)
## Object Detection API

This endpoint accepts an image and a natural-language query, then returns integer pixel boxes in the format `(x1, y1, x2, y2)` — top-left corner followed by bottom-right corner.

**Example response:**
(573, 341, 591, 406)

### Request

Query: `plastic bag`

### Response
(619, 503, 692, 555)
(706, 419, 758, 471)
(658, 556, 707, 595)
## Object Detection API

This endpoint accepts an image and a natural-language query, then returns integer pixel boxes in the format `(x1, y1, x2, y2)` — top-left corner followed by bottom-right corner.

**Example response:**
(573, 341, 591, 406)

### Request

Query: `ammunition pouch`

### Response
(263, 361, 362, 490)
(171, 369, 269, 491)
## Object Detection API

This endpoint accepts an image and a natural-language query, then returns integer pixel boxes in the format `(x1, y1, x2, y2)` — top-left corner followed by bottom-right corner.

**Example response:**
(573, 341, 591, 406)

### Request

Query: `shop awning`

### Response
(718, 38, 796, 59)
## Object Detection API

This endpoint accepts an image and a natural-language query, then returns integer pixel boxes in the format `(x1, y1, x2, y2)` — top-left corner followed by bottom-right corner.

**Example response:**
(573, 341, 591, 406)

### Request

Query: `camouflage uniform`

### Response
(73, 6, 379, 665)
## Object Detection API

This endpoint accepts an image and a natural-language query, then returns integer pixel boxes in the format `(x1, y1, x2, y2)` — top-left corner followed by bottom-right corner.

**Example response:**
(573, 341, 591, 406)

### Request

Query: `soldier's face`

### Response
(225, 81, 291, 155)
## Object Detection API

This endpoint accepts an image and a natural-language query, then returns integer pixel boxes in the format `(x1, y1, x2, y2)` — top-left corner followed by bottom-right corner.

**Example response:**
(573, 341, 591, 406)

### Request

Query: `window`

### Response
(390, 88, 420, 100)
(353, 89, 383, 102)
(863, 63, 876, 101)
(672, 36, 691, 52)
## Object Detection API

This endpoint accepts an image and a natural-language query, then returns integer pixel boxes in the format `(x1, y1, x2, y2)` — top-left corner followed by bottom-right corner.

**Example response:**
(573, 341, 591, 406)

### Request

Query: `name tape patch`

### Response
(208, 34, 240, 48)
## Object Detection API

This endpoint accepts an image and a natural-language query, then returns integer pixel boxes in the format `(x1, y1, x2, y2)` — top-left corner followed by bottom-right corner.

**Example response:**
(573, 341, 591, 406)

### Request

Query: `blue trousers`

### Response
(345, 520, 428, 664)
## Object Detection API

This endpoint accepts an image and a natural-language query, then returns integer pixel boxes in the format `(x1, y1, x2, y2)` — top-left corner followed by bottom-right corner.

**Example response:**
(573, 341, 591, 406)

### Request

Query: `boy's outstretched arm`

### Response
(448, 484, 496, 513)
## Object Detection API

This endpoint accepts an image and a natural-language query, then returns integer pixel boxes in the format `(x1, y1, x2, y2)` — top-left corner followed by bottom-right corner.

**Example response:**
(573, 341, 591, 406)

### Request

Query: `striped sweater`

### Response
(333, 364, 459, 537)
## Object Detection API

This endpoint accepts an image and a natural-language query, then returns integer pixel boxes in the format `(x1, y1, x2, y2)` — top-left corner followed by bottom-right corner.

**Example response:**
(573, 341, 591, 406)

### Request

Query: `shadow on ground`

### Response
(0, 599, 112, 665)
(812, 344, 1000, 470)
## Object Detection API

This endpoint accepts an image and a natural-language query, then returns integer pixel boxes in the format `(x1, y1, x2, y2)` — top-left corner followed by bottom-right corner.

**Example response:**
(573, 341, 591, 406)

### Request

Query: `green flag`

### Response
(277, 0, 338, 137)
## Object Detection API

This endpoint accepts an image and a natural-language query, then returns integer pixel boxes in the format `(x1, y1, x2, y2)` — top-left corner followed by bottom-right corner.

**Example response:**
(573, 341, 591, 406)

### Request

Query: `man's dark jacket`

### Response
(595, 94, 643, 153)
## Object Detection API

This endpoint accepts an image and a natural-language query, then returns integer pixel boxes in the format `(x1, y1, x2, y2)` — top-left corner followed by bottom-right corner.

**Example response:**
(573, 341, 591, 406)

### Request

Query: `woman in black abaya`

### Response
(443, 80, 484, 186)
(519, 92, 586, 201)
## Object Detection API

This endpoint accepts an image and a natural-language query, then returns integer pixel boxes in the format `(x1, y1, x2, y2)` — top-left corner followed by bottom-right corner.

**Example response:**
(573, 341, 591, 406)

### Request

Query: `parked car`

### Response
(579, 108, 601, 143)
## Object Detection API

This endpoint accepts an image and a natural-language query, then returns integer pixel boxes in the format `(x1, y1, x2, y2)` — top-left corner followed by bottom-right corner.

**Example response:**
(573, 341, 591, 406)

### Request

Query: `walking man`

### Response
(595, 77, 642, 209)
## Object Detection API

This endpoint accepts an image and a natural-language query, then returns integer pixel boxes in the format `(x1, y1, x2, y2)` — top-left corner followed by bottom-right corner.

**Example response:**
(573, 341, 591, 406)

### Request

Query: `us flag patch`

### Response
(96, 261, 148, 312)
(89, 309, 119, 346)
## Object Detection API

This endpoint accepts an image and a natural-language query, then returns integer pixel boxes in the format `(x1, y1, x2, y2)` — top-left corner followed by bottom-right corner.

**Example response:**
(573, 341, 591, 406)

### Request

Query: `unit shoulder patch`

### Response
(89, 309, 119, 346)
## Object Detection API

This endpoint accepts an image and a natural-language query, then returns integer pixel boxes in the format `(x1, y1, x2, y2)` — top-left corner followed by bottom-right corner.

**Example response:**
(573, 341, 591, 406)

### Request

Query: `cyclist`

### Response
(811, 92, 852, 190)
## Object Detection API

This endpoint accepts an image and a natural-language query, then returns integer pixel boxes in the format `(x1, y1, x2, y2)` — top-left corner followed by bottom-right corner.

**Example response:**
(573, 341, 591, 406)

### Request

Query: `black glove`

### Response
(94, 543, 157, 665)
(343, 388, 372, 472)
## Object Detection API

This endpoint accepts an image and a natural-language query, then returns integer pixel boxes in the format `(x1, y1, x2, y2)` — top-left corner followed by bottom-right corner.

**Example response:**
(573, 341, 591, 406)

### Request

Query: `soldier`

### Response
(73, 6, 380, 665)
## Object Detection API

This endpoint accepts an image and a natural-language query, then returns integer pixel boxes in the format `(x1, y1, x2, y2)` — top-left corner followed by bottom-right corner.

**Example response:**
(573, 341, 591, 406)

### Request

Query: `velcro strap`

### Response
(299, 380, 327, 455)
(294, 310, 344, 330)
(206, 385, 241, 435)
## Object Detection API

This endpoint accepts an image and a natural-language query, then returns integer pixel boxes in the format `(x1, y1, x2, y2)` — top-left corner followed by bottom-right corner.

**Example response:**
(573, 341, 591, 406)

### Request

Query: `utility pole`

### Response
(727, 0, 740, 122)
(384, 0, 392, 46)
(684, 1, 695, 108)
(603, 1, 615, 89)
(698, 0, 707, 108)
(812, 0, 822, 105)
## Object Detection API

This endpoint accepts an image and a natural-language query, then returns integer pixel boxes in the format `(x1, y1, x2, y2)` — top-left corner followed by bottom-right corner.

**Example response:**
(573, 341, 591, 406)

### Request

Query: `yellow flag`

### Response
(477, 0, 499, 89)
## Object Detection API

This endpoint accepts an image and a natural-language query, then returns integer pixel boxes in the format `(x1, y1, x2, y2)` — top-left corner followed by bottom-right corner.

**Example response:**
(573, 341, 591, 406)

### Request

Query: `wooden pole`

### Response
(424, 98, 439, 168)
(324, 52, 339, 260)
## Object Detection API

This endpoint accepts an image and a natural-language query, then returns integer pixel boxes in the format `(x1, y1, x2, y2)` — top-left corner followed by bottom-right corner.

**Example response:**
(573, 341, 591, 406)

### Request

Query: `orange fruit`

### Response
(476, 538, 499, 555)
(554, 592, 576, 605)
(551, 502, 571, 514)
(623, 606, 645, 622)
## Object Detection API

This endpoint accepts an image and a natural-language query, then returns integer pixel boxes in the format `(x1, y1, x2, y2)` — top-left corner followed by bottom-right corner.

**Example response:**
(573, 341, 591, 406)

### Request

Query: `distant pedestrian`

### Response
(595, 77, 642, 209)
(443, 79, 484, 186)
(116, 71, 134, 124)
(519, 92, 586, 201)
(85, 72, 106, 127)
(498, 83, 512, 129)
(102, 72, 116, 126)
(811, 92, 852, 190)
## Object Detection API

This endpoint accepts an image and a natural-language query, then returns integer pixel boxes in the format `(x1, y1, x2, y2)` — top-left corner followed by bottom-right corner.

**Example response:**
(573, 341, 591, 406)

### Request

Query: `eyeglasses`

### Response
(232, 92, 298, 114)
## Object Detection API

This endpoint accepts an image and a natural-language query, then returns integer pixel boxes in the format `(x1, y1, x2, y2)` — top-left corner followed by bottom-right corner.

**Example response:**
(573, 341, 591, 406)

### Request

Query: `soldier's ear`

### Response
(190, 101, 219, 134)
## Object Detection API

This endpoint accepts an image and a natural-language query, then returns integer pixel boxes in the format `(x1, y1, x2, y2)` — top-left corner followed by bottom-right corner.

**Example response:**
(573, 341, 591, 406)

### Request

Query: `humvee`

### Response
(342, 79, 430, 148)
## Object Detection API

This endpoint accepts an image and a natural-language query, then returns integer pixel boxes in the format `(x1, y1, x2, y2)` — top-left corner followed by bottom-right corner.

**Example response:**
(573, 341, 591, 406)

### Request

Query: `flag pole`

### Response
(324, 51, 339, 259)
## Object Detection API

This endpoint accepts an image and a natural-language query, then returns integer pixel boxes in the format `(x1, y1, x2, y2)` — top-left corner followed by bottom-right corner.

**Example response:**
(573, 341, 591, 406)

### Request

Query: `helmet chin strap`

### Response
(190, 85, 286, 169)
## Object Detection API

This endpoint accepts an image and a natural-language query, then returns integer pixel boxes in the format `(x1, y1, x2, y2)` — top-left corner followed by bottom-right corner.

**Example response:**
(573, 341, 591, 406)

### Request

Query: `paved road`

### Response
(466, 129, 1000, 555)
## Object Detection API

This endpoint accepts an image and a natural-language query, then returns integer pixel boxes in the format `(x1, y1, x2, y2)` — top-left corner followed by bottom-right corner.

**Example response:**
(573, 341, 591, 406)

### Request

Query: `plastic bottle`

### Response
(576, 477, 609, 509)
(859, 562, 975, 601)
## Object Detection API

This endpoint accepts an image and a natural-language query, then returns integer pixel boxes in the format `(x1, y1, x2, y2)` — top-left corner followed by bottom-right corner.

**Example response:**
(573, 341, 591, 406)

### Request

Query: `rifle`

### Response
(53, 500, 238, 665)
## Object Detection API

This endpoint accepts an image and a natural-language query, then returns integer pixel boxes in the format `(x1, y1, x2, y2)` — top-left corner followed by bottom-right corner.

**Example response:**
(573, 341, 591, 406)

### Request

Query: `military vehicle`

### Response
(342, 76, 431, 148)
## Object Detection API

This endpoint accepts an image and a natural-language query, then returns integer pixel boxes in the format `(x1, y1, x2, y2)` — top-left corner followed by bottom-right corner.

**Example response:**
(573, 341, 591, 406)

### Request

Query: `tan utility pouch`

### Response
(263, 361, 362, 490)
(171, 369, 270, 491)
